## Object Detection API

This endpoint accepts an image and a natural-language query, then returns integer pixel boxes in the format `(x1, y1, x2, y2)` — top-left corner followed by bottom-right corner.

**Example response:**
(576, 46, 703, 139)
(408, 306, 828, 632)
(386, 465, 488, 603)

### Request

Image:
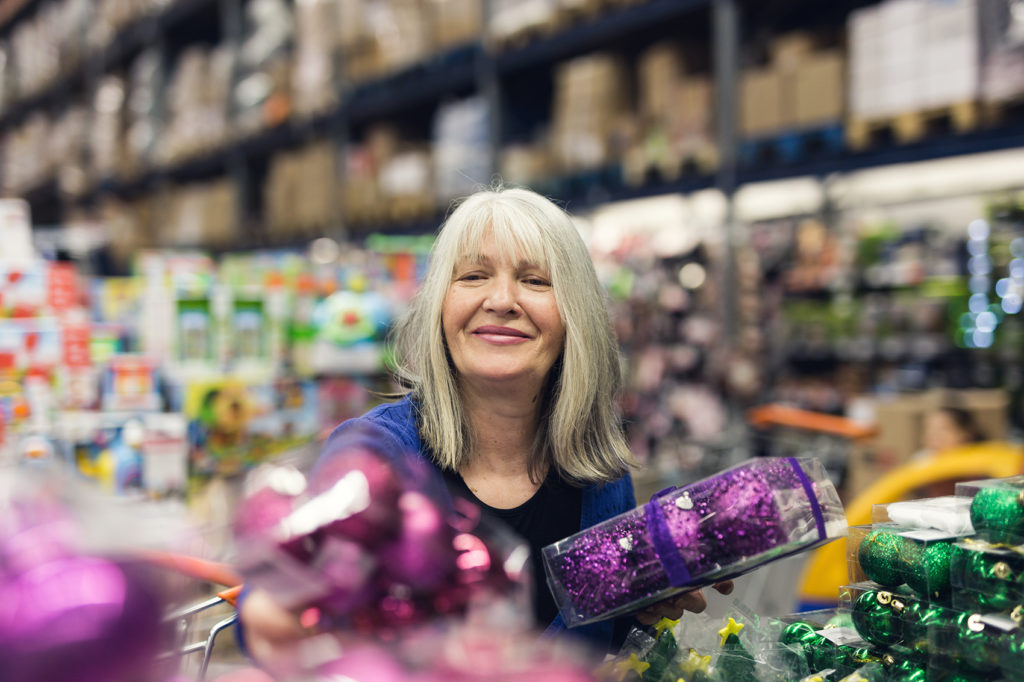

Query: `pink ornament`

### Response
(314, 645, 408, 682)
(309, 450, 403, 547)
(0, 556, 165, 682)
(311, 535, 377, 615)
(207, 669, 276, 682)
(378, 491, 455, 591)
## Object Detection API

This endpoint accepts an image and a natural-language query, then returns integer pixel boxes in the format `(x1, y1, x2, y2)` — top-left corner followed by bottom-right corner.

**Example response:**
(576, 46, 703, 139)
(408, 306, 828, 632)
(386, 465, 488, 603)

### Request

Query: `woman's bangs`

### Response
(458, 207, 551, 273)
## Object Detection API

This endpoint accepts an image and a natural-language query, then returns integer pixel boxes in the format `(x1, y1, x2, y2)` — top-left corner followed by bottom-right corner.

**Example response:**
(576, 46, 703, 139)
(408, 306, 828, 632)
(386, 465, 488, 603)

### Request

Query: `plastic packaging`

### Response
(543, 456, 846, 626)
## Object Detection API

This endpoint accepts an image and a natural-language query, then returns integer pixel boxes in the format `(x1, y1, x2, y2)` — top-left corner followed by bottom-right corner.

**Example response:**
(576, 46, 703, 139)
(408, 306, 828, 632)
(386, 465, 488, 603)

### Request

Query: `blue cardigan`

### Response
(322, 396, 637, 650)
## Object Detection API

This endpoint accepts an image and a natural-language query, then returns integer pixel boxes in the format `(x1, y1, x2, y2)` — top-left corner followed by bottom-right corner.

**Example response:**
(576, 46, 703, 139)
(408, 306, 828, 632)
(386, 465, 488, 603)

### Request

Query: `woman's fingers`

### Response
(239, 589, 309, 676)
(634, 589, 707, 624)
(713, 580, 735, 595)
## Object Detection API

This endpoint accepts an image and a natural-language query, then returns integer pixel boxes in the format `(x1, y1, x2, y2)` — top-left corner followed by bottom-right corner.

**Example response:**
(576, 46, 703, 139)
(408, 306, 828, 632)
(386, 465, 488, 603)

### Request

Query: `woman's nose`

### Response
(483, 276, 518, 313)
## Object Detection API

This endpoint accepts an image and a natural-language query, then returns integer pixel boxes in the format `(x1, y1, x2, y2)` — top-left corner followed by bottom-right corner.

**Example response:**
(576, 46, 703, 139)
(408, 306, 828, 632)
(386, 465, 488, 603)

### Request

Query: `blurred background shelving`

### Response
(3, 0, 1024, 498)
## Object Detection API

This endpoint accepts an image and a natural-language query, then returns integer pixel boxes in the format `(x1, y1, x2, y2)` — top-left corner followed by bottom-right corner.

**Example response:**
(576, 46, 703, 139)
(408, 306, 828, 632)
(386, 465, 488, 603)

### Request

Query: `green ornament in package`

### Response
(851, 588, 905, 647)
(857, 528, 906, 587)
(969, 484, 1024, 545)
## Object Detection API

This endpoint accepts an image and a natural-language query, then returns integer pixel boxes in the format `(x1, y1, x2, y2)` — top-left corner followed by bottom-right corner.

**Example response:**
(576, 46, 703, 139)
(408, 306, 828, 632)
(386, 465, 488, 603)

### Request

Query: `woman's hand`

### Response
(237, 588, 311, 676)
(634, 580, 735, 626)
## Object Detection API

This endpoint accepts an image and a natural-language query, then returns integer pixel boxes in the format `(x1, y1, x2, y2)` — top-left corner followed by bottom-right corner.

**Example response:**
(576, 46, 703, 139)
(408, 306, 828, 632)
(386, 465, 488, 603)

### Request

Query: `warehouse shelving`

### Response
(1, 0, 1023, 245)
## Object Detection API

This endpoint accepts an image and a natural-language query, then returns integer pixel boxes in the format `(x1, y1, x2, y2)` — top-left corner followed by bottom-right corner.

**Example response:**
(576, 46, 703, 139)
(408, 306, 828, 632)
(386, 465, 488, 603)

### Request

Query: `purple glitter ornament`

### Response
(542, 457, 845, 626)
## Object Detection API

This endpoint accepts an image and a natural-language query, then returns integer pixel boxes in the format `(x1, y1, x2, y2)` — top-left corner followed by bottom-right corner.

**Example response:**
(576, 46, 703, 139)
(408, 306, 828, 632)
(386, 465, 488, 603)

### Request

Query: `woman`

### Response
(241, 187, 730, 667)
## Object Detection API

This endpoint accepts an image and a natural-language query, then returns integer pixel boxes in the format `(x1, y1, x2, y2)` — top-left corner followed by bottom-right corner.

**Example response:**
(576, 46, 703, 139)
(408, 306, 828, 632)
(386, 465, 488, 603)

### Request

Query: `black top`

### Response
(441, 468, 582, 627)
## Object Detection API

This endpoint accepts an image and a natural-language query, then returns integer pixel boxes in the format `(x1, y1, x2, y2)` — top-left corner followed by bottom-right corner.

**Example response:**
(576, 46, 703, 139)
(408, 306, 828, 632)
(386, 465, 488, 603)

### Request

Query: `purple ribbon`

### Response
(644, 486, 693, 587)
(786, 457, 827, 541)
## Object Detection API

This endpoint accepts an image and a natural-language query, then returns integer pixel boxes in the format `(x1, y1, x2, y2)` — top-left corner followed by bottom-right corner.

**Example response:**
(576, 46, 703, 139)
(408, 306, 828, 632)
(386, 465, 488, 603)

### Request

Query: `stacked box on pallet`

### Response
(488, 0, 560, 47)
(265, 142, 339, 239)
(741, 32, 846, 135)
(849, 0, 1012, 120)
(551, 53, 630, 173)
(426, 0, 482, 51)
(433, 95, 490, 202)
(629, 42, 715, 182)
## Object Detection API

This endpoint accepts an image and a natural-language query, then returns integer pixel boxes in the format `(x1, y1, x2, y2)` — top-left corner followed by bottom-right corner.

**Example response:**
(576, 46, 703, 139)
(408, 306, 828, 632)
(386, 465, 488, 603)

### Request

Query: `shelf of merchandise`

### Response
(4, 0, 1024, 242)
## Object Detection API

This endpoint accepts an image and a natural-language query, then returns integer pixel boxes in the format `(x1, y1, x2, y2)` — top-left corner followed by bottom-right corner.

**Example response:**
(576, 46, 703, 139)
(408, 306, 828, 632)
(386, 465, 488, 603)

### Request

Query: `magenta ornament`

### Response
(310, 450, 403, 547)
(378, 491, 456, 591)
(0, 556, 165, 682)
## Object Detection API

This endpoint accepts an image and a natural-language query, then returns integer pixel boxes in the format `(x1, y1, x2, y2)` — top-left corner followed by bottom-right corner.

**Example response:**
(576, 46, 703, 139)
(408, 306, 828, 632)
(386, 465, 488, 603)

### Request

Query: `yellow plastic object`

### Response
(797, 441, 1024, 606)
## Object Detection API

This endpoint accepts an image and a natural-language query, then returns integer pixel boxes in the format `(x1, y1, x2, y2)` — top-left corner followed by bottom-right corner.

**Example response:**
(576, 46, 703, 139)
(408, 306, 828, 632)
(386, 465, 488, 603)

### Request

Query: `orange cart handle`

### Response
(140, 550, 243, 588)
(747, 404, 877, 440)
(218, 584, 243, 606)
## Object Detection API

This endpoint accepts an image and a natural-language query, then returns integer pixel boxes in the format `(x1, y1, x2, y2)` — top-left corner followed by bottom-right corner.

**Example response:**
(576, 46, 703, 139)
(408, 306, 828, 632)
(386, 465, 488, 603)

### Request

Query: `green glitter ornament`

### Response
(858, 529, 907, 587)
(970, 486, 1024, 545)
(851, 589, 904, 647)
(902, 540, 952, 601)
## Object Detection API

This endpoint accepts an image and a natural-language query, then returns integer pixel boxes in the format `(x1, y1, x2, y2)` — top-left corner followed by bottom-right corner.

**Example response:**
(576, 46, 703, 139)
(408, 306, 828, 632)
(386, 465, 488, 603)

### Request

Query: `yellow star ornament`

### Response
(614, 653, 651, 679)
(652, 616, 679, 638)
(678, 648, 712, 676)
(717, 616, 745, 647)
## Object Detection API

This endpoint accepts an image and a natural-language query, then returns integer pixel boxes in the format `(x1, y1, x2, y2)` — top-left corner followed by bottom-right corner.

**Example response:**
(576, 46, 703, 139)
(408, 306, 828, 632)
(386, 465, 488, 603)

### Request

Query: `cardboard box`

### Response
(740, 67, 784, 136)
(770, 32, 818, 71)
(794, 50, 846, 126)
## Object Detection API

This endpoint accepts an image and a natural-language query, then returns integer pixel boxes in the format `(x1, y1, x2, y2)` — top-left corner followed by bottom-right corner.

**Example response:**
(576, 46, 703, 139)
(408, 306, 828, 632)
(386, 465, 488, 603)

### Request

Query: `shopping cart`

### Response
(747, 403, 878, 492)
(145, 551, 244, 682)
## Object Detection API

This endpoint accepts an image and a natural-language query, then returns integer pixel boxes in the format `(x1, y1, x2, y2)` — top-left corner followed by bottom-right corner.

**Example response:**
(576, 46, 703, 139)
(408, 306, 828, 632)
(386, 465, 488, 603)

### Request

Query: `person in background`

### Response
(921, 405, 984, 456)
(913, 403, 986, 498)
(239, 186, 732, 670)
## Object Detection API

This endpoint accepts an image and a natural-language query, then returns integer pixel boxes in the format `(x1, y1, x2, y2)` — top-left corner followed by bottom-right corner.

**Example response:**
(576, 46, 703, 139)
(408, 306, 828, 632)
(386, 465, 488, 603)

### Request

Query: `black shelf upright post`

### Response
(714, 0, 740, 342)
(479, 0, 501, 183)
(218, 0, 247, 245)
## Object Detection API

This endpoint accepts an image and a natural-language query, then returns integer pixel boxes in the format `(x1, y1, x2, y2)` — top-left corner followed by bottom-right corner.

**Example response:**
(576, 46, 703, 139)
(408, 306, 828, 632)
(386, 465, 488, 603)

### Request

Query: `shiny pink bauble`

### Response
(309, 450, 403, 547)
(0, 556, 165, 682)
(207, 669, 276, 682)
(314, 645, 408, 682)
(234, 484, 317, 562)
(0, 516, 76, 577)
(378, 491, 456, 591)
(311, 535, 377, 615)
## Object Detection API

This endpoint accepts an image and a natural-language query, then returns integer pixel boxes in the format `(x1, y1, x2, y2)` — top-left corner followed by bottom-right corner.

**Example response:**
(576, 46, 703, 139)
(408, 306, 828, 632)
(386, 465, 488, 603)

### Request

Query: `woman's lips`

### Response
(473, 326, 530, 344)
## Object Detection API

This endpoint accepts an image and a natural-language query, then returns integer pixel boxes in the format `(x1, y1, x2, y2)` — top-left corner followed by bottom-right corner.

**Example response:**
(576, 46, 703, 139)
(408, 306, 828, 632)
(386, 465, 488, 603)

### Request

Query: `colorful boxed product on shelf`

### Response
(951, 539, 1024, 613)
(185, 377, 318, 477)
(542, 456, 846, 627)
(848, 524, 961, 601)
(60, 411, 188, 497)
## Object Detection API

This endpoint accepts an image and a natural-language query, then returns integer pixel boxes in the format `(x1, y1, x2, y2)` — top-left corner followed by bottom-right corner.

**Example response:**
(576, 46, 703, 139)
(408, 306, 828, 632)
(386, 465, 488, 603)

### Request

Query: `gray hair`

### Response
(390, 186, 634, 484)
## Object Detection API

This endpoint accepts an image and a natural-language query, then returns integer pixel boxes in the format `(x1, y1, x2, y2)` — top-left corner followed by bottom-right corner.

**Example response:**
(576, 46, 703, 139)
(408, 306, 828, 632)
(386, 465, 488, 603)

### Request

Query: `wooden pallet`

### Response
(846, 101, 980, 150)
(740, 124, 844, 167)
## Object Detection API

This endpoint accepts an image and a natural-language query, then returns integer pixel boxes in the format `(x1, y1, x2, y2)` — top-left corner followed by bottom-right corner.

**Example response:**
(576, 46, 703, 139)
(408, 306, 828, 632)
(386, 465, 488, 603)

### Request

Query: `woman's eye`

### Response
(525, 277, 550, 286)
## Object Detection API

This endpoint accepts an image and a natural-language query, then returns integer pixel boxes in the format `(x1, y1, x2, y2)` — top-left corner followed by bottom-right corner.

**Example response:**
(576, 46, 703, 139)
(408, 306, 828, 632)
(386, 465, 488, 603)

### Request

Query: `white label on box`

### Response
(815, 626, 869, 647)
(899, 528, 956, 542)
(980, 614, 1018, 633)
(142, 436, 187, 495)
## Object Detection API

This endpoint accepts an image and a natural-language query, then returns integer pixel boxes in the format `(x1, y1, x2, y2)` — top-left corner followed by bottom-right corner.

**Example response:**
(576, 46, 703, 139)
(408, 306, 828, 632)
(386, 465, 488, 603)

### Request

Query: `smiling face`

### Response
(442, 233, 565, 397)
